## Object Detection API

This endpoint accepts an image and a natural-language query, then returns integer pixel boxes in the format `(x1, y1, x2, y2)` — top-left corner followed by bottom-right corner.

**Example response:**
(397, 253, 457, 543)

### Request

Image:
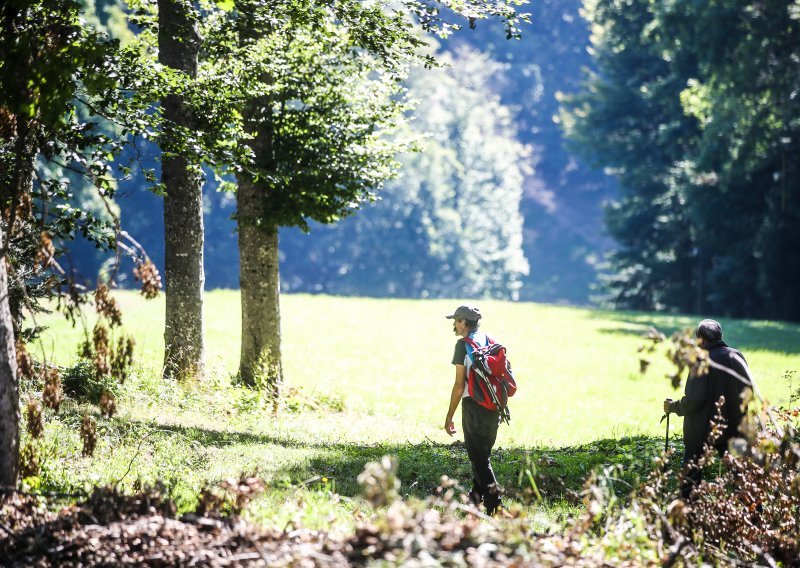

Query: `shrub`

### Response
(61, 360, 120, 405)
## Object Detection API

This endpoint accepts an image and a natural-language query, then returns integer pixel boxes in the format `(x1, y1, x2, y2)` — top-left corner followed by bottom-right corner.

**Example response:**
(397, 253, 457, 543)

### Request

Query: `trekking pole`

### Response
(660, 412, 670, 453)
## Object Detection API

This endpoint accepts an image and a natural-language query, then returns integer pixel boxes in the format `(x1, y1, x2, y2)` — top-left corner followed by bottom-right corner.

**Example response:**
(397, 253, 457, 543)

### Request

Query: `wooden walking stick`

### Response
(660, 412, 670, 453)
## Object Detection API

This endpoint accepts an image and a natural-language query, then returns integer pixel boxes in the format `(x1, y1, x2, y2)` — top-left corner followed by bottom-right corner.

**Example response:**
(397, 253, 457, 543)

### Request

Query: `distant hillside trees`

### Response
(562, 0, 800, 321)
(281, 0, 617, 304)
(280, 46, 530, 299)
(455, 0, 618, 303)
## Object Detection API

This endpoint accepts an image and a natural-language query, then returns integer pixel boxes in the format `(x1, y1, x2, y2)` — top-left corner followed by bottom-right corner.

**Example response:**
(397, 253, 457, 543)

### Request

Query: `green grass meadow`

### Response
(24, 291, 800, 529)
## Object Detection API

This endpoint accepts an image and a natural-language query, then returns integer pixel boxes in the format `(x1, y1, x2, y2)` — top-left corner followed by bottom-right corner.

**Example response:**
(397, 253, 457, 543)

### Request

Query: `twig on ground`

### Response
(113, 431, 155, 489)
(453, 503, 495, 523)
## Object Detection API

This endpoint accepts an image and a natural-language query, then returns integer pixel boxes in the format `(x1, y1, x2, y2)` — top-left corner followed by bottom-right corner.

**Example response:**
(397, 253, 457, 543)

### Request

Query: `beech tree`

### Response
(200, 0, 529, 393)
(158, 0, 205, 380)
(219, 5, 414, 389)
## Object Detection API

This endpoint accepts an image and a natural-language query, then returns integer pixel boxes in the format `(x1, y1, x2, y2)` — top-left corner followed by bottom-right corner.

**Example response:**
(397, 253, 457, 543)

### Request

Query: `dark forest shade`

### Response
(561, 0, 800, 321)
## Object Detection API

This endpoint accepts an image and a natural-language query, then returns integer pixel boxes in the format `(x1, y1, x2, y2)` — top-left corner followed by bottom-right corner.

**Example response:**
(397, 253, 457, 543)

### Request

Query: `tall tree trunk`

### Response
(233, 14, 282, 395)
(236, 176, 282, 394)
(0, 225, 19, 487)
(0, 120, 32, 488)
(158, 0, 205, 380)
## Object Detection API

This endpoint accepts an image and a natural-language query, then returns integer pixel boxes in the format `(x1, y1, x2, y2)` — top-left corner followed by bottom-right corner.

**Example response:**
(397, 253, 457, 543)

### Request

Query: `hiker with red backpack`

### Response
(443, 305, 516, 516)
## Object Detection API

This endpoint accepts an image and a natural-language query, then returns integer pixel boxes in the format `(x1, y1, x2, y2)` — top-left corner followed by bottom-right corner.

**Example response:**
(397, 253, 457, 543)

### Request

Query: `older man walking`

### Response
(663, 319, 752, 498)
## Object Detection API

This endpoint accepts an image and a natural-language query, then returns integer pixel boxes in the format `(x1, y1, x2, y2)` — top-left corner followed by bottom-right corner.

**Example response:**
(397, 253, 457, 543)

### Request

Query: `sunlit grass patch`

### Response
(22, 290, 800, 532)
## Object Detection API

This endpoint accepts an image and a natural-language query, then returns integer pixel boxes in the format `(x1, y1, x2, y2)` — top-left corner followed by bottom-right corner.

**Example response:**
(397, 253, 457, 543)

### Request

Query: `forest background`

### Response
(3, 0, 800, 563)
(66, 0, 800, 323)
(69, 0, 612, 307)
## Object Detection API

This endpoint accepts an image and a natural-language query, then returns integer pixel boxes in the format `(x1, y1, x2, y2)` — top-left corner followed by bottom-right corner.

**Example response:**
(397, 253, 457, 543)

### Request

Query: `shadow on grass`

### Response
(273, 434, 679, 506)
(593, 311, 800, 355)
(102, 416, 681, 508)
(118, 419, 326, 449)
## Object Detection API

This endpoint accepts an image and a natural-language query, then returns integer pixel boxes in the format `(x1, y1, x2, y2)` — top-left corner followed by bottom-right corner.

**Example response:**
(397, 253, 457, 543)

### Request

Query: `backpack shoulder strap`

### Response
(463, 336, 480, 350)
(463, 336, 478, 362)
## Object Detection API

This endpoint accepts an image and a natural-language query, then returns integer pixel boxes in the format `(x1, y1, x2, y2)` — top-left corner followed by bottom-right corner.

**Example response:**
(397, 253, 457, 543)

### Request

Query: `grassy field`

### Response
(23, 291, 800, 529)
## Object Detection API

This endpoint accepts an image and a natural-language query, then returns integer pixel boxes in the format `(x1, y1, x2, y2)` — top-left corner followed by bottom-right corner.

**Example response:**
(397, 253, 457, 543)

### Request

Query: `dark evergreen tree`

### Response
(561, 0, 702, 312)
(563, 0, 800, 320)
(653, 0, 800, 320)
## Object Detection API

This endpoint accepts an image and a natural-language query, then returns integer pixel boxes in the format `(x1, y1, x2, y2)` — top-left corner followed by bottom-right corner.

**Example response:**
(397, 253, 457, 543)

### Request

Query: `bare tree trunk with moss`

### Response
(158, 0, 205, 380)
(236, 178, 282, 394)
(234, 14, 283, 395)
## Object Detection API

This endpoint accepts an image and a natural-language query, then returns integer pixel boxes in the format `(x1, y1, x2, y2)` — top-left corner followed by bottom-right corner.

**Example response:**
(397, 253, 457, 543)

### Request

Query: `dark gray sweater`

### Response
(669, 340, 751, 451)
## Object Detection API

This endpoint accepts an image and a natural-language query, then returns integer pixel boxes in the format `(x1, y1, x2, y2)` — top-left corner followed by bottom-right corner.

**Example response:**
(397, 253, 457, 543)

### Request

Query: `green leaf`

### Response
(215, 0, 235, 11)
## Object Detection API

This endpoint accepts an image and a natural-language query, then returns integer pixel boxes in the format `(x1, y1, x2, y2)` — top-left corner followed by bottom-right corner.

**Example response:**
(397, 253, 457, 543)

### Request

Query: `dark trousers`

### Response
(681, 444, 726, 499)
(462, 397, 501, 514)
(680, 445, 704, 499)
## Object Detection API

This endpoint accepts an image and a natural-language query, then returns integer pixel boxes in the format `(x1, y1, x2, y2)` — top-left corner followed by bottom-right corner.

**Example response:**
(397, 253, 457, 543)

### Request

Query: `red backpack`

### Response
(463, 336, 517, 424)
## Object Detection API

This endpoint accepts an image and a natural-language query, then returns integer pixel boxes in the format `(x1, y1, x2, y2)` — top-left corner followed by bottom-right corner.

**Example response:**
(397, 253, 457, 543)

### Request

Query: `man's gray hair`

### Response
(696, 319, 723, 342)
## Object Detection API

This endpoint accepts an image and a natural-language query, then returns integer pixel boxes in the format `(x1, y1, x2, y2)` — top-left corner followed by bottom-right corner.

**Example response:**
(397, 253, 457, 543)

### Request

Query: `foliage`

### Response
(119, 0, 530, 231)
(281, 46, 530, 299)
(562, 0, 800, 321)
(61, 360, 118, 405)
(53, 1, 617, 306)
(209, 3, 412, 231)
(2, 2, 112, 325)
(560, 0, 701, 313)
(0, 0, 162, 325)
(0, 0, 162, 487)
